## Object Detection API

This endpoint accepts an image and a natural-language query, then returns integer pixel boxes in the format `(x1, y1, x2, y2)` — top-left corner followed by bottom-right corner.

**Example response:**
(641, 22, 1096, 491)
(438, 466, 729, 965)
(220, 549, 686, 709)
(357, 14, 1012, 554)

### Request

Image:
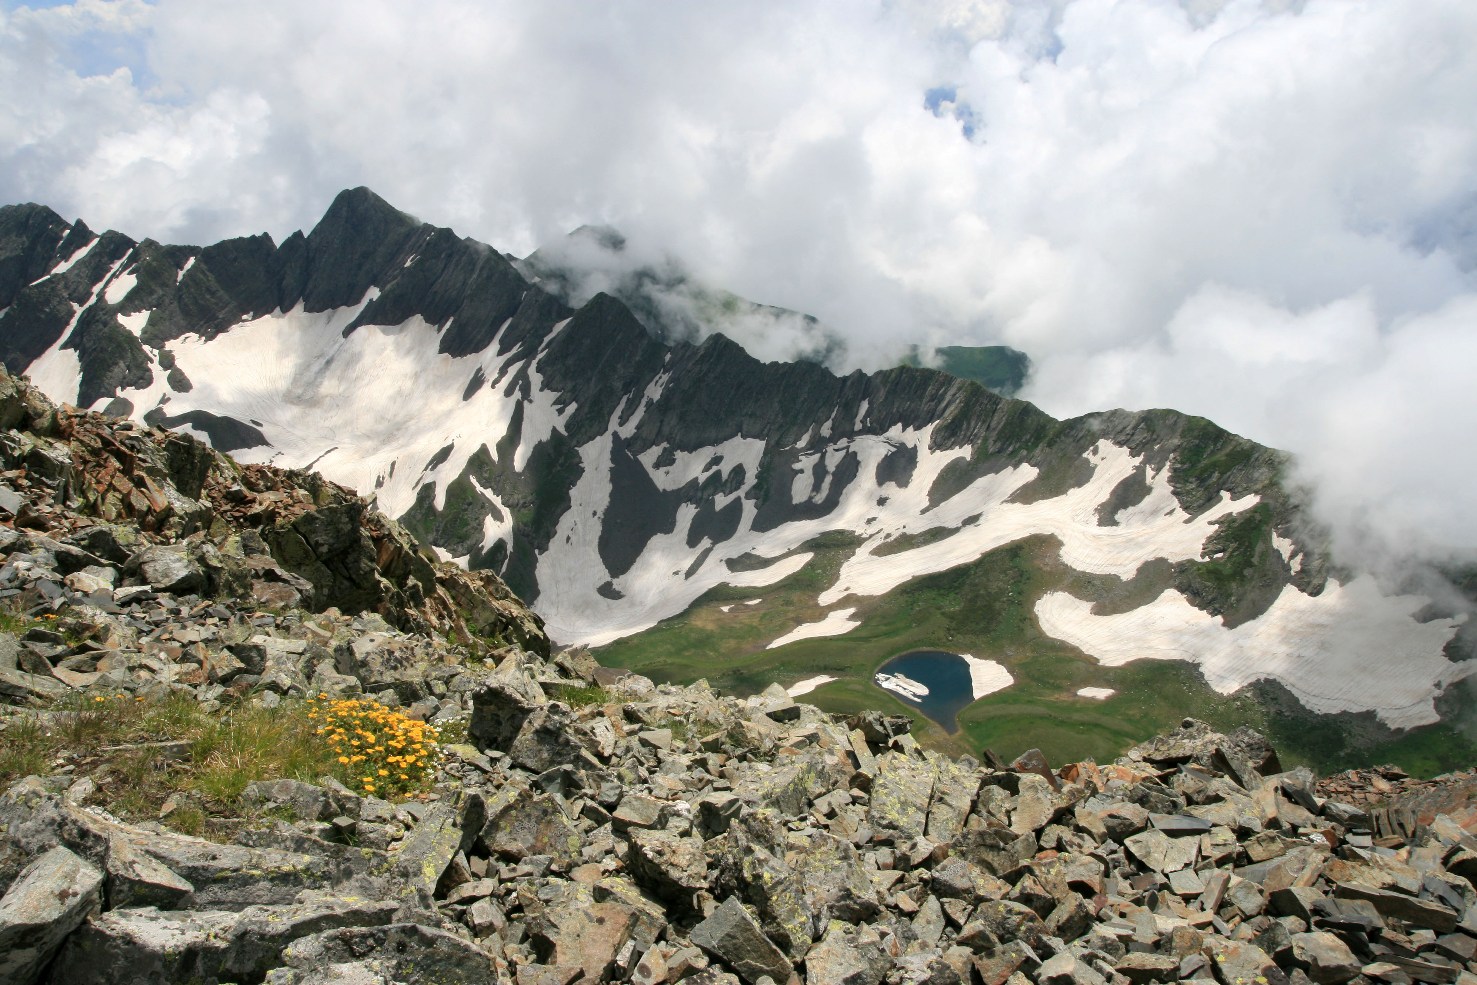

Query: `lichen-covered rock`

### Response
(265, 922, 501, 985)
(46, 894, 399, 985)
(0, 845, 102, 985)
(690, 896, 794, 985)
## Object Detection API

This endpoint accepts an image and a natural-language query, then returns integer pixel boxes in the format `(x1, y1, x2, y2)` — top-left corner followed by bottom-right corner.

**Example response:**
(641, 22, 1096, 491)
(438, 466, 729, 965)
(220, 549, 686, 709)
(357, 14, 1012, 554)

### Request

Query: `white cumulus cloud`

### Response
(2, 0, 1476, 563)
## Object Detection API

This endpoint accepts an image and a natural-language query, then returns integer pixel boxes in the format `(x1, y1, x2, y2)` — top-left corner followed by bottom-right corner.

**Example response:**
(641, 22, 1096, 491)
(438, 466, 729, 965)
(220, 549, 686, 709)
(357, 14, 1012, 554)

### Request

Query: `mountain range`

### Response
(0, 187, 1471, 768)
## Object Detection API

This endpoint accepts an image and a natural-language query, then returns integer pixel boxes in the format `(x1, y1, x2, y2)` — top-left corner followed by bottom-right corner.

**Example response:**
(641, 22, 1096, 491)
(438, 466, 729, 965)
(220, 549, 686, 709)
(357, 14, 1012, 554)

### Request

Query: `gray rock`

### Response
(241, 778, 337, 822)
(508, 705, 595, 773)
(1113, 952, 1180, 985)
(65, 523, 141, 564)
(392, 802, 462, 901)
(0, 845, 103, 985)
(1124, 827, 1197, 874)
(1288, 931, 1360, 984)
(696, 791, 743, 838)
(867, 753, 936, 840)
(0, 666, 69, 703)
(104, 836, 194, 909)
(0, 482, 24, 515)
(1036, 951, 1105, 985)
(690, 896, 794, 985)
(267, 922, 500, 984)
(958, 900, 1048, 951)
(628, 827, 710, 900)
(804, 921, 892, 985)
(467, 656, 546, 751)
(1209, 939, 1288, 985)
(526, 882, 655, 984)
(126, 544, 205, 593)
(49, 894, 399, 984)
(953, 825, 1037, 879)
(1333, 883, 1458, 932)
(481, 789, 583, 866)
(614, 793, 668, 830)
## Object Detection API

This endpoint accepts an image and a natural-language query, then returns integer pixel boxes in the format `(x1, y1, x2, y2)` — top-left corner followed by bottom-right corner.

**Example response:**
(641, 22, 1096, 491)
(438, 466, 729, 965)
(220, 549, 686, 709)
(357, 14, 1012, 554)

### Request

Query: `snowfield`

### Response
(1036, 576, 1467, 729)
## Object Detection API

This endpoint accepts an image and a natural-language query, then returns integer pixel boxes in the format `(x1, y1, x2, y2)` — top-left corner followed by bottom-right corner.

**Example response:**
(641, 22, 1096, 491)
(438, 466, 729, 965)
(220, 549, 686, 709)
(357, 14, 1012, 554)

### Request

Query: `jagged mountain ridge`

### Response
(0, 188, 1468, 736)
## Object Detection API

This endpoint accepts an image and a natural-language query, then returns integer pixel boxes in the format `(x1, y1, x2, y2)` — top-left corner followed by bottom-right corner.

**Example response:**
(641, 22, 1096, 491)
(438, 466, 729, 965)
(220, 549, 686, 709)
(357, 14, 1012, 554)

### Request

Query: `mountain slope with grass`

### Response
(0, 189, 1471, 771)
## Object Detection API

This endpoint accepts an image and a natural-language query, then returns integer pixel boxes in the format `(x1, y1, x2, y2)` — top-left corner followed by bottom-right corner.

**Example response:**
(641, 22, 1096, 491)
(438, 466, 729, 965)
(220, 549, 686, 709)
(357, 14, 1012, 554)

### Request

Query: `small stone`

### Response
(1289, 931, 1361, 984)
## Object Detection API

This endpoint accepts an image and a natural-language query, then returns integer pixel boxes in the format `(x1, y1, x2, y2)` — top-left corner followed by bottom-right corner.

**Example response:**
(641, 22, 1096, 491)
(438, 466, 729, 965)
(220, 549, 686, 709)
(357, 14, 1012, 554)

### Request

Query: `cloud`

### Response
(2, 0, 1476, 564)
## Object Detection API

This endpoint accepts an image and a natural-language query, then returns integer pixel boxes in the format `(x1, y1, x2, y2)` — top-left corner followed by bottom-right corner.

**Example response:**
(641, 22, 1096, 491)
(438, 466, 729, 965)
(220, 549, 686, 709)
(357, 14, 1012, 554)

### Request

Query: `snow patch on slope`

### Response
(540, 423, 946, 645)
(766, 608, 860, 649)
(26, 252, 134, 408)
(819, 441, 1254, 606)
(25, 330, 82, 405)
(103, 268, 137, 305)
(1036, 576, 1468, 729)
(137, 295, 561, 525)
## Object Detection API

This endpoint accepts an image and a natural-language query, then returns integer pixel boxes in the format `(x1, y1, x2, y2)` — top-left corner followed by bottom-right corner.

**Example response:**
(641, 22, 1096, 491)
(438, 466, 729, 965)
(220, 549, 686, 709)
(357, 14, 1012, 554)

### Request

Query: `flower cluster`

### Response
(308, 696, 440, 798)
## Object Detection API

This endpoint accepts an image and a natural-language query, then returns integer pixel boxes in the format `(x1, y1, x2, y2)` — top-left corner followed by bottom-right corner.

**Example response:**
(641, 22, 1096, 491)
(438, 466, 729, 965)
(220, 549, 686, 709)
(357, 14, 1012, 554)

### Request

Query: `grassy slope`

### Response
(596, 537, 1477, 776)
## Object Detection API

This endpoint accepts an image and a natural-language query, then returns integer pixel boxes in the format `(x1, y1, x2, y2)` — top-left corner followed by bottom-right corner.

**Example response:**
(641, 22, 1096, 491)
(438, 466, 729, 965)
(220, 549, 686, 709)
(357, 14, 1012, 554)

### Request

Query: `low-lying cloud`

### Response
(3, 0, 1476, 568)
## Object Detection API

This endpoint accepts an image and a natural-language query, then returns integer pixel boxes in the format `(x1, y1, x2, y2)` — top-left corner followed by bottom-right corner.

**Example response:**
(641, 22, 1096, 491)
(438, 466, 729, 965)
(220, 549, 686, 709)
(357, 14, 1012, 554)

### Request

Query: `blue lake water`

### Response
(873, 650, 975, 734)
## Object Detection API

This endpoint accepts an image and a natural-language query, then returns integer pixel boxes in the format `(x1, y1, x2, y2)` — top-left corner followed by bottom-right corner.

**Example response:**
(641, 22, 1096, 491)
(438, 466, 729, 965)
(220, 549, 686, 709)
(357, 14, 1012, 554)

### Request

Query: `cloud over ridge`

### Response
(3, 0, 1476, 564)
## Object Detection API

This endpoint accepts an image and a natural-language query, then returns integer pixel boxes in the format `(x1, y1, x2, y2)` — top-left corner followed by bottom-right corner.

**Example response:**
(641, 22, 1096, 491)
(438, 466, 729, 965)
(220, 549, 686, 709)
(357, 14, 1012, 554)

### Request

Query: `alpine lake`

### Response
(873, 649, 977, 734)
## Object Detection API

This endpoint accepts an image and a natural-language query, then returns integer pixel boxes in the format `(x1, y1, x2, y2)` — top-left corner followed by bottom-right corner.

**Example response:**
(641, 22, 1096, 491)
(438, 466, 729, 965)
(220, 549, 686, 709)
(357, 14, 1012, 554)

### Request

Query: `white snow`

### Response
(123, 295, 545, 536)
(817, 411, 835, 440)
(744, 598, 763, 606)
(854, 399, 870, 431)
(25, 252, 133, 408)
(1076, 687, 1116, 700)
(49, 236, 95, 276)
(465, 475, 512, 555)
(959, 654, 1015, 700)
(513, 356, 575, 472)
(103, 268, 137, 305)
(875, 672, 929, 701)
(1272, 532, 1302, 573)
(25, 334, 83, 405)
(1035, 575, 1469, 729)
(790, 445, 851, 505)
(118, 311, 148, 336)
(638, 434, 762, 491)
(177, 256, 197, 282)
(819, 440, 1256, 606)
(765, 607, 860, 649)
(786, 675, 837, 697)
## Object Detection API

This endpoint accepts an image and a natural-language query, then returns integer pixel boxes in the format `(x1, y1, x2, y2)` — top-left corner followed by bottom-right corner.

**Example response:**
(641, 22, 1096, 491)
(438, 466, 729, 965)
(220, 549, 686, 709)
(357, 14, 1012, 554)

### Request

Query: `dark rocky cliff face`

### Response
(0, 189, 1367, 627)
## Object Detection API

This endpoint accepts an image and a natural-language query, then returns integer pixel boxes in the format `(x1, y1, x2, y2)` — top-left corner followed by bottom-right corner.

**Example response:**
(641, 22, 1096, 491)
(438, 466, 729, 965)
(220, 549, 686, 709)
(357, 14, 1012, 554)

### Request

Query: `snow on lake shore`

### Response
(958, 654, 1015, 700)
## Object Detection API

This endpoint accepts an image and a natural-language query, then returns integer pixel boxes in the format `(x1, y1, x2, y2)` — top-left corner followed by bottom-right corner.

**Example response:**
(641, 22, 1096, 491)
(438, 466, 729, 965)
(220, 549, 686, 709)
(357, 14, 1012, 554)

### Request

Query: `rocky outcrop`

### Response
(7, 640, 1477, 985)
(0, 364, 546, 653)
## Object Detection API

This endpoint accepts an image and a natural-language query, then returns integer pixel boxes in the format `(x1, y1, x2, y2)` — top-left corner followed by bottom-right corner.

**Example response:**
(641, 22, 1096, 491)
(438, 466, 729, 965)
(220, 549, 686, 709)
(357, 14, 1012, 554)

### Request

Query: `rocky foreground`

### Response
(1, 369, 1477, 985)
